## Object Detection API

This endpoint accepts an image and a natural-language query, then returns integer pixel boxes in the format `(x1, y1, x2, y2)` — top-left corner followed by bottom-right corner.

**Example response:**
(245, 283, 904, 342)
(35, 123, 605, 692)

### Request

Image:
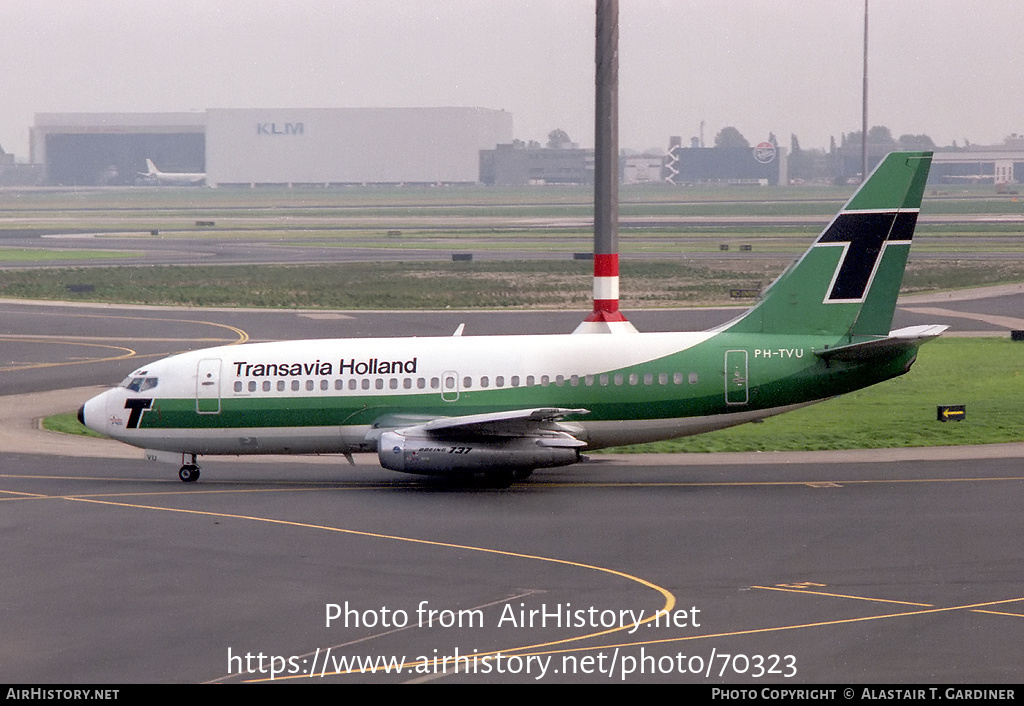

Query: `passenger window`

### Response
(375, 379, 384, 390)
(511, 375, 520, 387)
(644, 373, 653, 385)
(496, 376, 505, 387)
(658, 373, 668, 385)
(292, 380, 300, 391)
(349, 379, 357, 390)
(248, 381, 257, 392)
(321, 379, 329, 391)
(234, 381, 242, 393)
(361, 379, 370, 390)
(389, 378, 398, 389)
(463, 376, 472, 388)
(689, 373, 699, 385)
(480, 376, 489, 388)
(263, 381, 271, 392)
(277, 380, 285, 392)
(614, 374, 623, 386)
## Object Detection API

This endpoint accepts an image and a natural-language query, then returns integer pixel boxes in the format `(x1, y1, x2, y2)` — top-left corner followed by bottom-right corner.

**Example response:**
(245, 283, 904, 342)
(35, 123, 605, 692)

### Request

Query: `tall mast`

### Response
(575, 0, 637, 334)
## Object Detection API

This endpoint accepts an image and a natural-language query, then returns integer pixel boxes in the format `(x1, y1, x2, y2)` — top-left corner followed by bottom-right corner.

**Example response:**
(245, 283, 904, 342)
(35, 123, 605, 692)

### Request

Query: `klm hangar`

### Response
(31, 108, 512, 186)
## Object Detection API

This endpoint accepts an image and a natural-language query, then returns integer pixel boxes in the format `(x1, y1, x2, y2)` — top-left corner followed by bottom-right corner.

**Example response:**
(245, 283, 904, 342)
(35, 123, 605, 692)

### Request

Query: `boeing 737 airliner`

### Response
(80, 152, 942, 484)
(138, 159, 206, 185)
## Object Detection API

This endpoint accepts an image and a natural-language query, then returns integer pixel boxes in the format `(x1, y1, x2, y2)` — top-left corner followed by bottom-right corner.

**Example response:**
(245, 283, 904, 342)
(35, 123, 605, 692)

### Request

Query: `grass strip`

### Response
(0, 248, 133, 262)
(3, 260, 1023, 310)
(41, 413, 105, 438)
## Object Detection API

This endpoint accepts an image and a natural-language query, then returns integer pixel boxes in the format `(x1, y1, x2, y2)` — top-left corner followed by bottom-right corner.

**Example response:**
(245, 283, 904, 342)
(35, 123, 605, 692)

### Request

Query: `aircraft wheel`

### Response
(179, 465, 201, 483)
(481, 471, 517, 489)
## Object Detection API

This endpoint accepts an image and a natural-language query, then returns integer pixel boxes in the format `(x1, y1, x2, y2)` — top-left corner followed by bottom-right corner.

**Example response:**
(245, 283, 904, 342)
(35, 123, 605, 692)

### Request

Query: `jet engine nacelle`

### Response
(377, 430, 582, 475)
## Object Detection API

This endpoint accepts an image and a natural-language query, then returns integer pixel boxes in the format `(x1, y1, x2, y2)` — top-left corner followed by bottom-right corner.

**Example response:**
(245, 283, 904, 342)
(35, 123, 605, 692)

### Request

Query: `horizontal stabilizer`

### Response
(813, 325, 948, 362)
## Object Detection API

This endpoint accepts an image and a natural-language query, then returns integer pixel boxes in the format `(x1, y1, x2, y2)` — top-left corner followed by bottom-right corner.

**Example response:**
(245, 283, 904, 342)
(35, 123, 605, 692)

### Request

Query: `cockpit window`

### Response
(122, 377, 159, 392)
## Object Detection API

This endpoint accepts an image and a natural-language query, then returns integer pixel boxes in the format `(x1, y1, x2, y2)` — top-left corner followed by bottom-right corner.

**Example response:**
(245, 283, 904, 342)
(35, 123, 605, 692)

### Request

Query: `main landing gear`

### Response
(481, 468, 533, 489)
(179, 454, 201, 483)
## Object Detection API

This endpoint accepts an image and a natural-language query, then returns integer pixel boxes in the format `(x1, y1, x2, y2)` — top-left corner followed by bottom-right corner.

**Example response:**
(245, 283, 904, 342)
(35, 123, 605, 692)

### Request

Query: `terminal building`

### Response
(479, 144, 595, 186)
(24, 111, 1024, 188)
(832, 134, 1024, 185)
(480, 137, 788, 187)
(31, 108, 512, 186)
(662, 138, 787, 186)
(930, 147, 1024, 185)
(479, 145, 669, 186)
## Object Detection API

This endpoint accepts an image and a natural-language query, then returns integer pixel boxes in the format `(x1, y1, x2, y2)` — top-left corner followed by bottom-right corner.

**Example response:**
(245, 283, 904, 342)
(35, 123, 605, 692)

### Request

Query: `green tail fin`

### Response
(724, 151, 932, 338)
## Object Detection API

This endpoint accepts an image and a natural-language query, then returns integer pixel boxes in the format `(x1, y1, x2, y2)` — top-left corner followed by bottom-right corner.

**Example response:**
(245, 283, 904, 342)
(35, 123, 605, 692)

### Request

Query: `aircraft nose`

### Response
(78, 392, 107, 434)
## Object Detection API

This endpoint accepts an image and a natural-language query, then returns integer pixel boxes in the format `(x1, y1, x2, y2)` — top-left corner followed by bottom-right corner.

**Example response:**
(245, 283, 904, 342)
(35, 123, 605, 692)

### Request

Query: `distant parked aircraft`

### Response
(943, 174, 993, 183)
(138, 158, 205, 185)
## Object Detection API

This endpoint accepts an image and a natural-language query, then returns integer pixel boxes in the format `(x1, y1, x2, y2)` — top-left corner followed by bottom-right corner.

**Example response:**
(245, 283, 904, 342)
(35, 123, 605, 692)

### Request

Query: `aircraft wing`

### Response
(368, 407, 589, 443)
(813, 325, 948, 362)
(416, 407, 589, 443)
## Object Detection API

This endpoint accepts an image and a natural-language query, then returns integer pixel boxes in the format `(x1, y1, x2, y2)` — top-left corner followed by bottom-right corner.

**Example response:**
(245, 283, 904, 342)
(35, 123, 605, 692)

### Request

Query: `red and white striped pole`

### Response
(574, 0, 636, 334)
(580, 251, 633, 326)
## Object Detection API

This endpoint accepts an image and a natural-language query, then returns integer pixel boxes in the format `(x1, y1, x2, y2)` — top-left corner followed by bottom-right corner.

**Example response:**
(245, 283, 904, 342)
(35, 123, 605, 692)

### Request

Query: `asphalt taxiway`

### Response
(4, 450, 1023, 683)
(2, 292, 1022, 683)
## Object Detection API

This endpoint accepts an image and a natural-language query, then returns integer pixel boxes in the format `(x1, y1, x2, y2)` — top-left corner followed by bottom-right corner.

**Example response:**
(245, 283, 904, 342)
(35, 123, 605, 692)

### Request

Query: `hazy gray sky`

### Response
(2, 0, 1021, 160)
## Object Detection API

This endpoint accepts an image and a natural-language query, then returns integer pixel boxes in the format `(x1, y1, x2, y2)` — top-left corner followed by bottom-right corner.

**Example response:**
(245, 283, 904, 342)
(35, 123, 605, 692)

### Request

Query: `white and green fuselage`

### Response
(80, 152, 943, 479)
(85, 328, 920, 452)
